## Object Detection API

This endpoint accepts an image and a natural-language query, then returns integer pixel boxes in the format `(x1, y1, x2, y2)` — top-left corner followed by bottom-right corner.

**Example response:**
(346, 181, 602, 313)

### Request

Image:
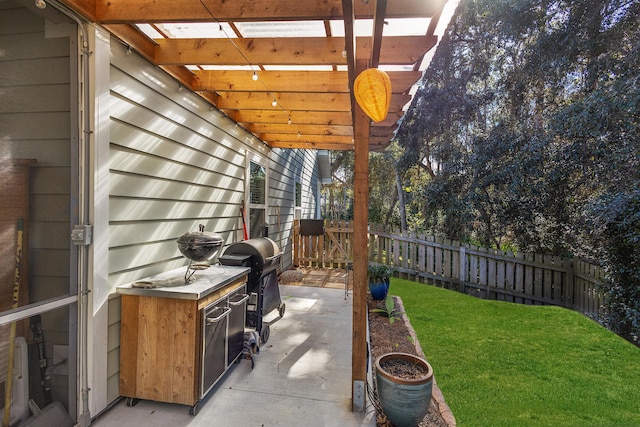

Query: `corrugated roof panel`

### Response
(235, 21, 327, 38)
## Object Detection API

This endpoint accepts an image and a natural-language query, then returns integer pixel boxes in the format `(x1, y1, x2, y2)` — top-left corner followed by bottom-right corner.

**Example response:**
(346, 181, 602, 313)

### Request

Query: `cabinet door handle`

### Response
(206, 307, 231, 324)
(228, 293, 249, 306)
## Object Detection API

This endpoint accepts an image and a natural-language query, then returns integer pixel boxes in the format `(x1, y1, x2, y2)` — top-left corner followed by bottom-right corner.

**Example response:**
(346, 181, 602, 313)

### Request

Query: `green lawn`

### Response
(390, 278, 640, 427)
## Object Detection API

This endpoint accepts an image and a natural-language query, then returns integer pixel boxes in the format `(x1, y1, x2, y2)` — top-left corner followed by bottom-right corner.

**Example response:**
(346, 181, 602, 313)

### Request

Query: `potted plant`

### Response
(367, 263, 396, 300)
(374, 352, 434, 427)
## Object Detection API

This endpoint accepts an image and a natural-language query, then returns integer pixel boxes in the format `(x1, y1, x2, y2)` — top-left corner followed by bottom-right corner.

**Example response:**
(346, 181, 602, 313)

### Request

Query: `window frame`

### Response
(245, 152, 269, 238)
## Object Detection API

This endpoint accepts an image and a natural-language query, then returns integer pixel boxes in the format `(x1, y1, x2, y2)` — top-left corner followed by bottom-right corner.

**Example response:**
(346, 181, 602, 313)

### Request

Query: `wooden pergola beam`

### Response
(216, 92, 410, 113)
(250, 124, 354, 137)
(192, 70, 422, 93)
(216, 92, 352, 111)
(228, 110, 354, 126)
(152, 36, 434, 66)
(85, 0, 442, 22)
(269, 141, 354, 150)
(258, 134, 355, 145)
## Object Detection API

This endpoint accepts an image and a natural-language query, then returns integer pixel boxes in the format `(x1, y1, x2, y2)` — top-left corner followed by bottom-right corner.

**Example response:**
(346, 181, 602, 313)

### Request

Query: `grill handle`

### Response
(205, 307, 231, 324)
(264, 254, 281, 263)
(228, 293, 249, 306)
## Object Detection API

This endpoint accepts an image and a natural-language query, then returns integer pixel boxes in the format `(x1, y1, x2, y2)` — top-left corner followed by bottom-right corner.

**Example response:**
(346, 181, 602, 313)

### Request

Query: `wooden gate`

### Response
(293, 219, 353, 268)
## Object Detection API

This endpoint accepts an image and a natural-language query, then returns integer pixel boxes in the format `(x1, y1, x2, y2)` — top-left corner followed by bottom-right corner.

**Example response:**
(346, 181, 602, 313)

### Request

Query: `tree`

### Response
(389, 0, 640, 342)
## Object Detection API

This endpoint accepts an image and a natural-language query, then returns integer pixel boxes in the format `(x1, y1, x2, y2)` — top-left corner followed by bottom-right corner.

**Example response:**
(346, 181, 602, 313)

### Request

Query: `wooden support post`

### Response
(351, 55, 370, 413)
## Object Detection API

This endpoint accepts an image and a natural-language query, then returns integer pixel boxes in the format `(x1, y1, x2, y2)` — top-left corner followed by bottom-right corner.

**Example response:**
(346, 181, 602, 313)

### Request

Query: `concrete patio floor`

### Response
(92, 268, 375, 427)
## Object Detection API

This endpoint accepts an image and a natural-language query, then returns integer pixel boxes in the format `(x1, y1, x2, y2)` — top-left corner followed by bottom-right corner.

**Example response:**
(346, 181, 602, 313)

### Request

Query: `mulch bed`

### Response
(368, 295, 455, 427)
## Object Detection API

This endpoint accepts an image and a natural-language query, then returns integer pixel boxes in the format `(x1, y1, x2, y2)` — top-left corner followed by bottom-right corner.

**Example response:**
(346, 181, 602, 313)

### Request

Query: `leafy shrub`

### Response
(367, 263, 397, 281)
(585, 190, 640, 345)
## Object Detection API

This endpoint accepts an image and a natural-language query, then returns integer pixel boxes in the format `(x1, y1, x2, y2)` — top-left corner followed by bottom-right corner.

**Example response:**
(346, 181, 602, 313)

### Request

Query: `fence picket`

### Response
(443, 238, 452, 281)
(418, 233, 426, 282)
(409, 231, 417, 273)
(524, 254, 534, 305)
(401, 230, 409, 271)
(514, 252, 524, 304)
(564, 258, 574, 308)
(468, 245, 479, 296)
(505, 250, 515, 303)
(496, 249, 506, 302)
(552, 255, 563, 305)
(427, 236, 435, 275)
(544, 254, 553, 302)
(577, 260, 587, 313)
(459, 246, 467, 293)
(453, 241, 460, 282)
(534, 254, 544, 305)
(393, 229, 401, 267)
(489, 249, 497, 299)
(479, 247, 488, 299)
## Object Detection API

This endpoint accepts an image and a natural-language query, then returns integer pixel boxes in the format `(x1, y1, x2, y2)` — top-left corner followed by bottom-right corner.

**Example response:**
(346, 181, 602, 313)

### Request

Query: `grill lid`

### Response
(177, 224, 224, 262)
(220, 237, 281, 281)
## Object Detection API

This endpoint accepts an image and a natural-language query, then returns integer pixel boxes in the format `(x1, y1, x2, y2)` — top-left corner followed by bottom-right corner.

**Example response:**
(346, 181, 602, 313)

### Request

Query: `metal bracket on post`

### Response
(353, 379, 365, 413)
(72, 224, 93, 246)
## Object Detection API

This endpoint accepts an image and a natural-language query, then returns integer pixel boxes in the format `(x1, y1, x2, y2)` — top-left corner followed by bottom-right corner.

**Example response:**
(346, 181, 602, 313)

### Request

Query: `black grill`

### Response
(219, 237, 285, 343)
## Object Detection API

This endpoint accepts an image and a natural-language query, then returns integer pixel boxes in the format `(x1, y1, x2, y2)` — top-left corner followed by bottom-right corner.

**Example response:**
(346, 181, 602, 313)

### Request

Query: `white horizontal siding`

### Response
(108, 43, 250, 285)
(105, 37, 321, 404)
(268, 148, 321, 267)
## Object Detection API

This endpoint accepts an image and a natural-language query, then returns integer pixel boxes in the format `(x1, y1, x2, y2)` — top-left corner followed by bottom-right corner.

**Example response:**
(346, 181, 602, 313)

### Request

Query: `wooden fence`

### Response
(293, 220, 605, 321)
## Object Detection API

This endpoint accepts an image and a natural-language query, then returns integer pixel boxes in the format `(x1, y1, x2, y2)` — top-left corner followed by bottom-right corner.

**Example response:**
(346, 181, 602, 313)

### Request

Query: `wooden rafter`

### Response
(152, 36, 434, 66)
(249, 124, 353, 137)
(192, 70, 421, 93)
(61, 0, 448, 152)
(261, 134, 355, 145)
(216, 92, 409, 113)
(370, 0, 388, 68)
(228, 110, 354, 126)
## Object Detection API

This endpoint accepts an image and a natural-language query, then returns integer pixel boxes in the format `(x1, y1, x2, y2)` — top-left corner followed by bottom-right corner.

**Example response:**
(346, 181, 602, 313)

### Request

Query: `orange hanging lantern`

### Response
(354, 68, 392, 123)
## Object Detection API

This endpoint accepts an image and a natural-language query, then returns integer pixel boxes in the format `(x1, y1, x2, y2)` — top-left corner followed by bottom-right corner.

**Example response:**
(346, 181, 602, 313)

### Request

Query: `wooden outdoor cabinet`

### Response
(119, 274, 247, 413)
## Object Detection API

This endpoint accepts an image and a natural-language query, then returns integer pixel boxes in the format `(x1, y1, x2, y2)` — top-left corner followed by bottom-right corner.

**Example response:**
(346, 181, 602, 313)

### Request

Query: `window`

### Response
(295, 181, 302, 207)
(294, 180, 302, 220)
(247, 156, 268, 238)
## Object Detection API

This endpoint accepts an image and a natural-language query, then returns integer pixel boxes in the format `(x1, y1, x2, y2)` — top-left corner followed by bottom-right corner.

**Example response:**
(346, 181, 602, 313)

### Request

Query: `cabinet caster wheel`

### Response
(189, 401, 200, 416)
(278, 303, 286, 318)
(260, 325, 270, 344)
(125, 397, 139, 407)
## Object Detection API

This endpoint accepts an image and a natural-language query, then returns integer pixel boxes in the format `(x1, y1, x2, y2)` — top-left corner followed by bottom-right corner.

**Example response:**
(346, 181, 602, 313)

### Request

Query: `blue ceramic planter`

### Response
(368, 279, 389, 300)
(375, 352, 433, 427)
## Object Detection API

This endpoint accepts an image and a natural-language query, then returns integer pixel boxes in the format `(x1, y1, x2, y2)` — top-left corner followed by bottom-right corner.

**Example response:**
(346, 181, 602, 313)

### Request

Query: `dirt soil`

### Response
(368, 295, 450, 427)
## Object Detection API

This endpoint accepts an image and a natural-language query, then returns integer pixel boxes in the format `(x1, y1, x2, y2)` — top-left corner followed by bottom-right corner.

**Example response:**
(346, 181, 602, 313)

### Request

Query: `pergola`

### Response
(57, 0, 450, 411)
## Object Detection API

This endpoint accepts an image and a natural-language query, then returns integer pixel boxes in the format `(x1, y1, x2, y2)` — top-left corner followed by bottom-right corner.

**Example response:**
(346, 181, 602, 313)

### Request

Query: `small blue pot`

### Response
(368, 279, 389, 300)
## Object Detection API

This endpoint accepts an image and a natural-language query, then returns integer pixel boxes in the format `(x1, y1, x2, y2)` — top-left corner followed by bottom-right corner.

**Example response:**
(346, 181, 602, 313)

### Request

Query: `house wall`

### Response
(267, 147, 321, 268)
(103, 39, 321, 405)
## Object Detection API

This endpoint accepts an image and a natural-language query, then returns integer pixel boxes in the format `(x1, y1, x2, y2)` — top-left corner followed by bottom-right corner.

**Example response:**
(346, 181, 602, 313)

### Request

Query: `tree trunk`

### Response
(395, 165, 407, 231)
